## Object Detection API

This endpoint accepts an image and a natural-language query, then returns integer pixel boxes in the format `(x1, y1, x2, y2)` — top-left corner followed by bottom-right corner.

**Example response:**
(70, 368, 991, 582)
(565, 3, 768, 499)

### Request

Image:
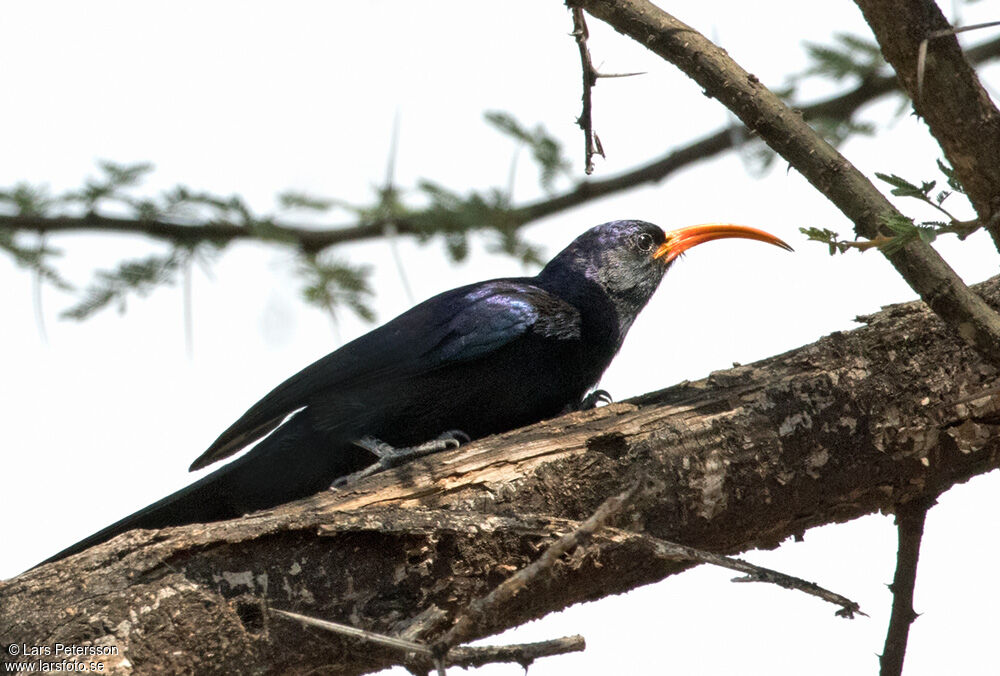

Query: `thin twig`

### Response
(570, 8, 602, 174)
(272, 609, 434, 655)
(880, 497, 935, 676)
(437, 479, 649, 651)
(382, 111, 414, 304)
(182, 257, 193, 358)
(648, 538, 865, 618)
(437, 476, 863, 656)
(32, 235, 48, 345)
(447, 635, 586, 670)
(270, 608, 586, 672)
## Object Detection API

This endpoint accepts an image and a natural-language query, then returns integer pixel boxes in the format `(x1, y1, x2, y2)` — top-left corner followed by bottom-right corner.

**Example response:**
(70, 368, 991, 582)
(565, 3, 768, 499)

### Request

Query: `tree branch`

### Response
(3, 36, 998, 255)
(853, 0, 1000, 250)
(4, 274, 1000, 674)
(570, 8, 603, 175)
(574, 0, 1000, 367)
(879, 497, 934, 676)
(437, 478, 861, 656)
(436, 479, 649, 651)
(270, 609, 586, 673)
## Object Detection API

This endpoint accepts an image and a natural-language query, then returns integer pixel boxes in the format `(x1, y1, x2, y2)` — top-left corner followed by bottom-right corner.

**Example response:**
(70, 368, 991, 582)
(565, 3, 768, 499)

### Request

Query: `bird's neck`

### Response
(534, 266, 630, 355)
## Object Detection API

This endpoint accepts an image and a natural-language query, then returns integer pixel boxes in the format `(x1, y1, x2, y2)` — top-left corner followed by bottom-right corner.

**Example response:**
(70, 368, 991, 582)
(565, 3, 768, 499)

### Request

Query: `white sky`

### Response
(2, 2, 999, 675)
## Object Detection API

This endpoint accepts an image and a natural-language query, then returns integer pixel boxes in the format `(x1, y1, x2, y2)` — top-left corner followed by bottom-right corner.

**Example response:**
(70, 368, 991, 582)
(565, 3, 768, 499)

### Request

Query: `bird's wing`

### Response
(189, 280, 580, 471)
(425, 281, 580, 364)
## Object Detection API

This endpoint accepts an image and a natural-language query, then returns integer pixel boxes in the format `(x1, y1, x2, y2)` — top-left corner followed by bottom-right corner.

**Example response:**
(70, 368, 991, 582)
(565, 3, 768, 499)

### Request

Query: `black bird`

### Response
(41, 220, 790, 565)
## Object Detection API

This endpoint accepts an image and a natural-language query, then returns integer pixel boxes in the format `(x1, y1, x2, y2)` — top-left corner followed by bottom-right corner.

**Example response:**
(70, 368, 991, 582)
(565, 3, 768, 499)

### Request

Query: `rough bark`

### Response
(4, 275, 1000, 675)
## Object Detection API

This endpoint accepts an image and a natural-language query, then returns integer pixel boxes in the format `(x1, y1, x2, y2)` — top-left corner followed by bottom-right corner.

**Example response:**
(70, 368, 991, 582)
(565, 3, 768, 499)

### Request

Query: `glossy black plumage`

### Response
(40, 220, 719, 566)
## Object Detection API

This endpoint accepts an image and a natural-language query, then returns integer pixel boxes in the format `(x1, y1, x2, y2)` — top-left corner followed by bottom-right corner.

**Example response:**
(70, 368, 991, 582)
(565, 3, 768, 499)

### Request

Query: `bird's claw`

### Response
(436, 429, 471, 447)
(331, 429, 470, 489)
(577, 389, 613, 411)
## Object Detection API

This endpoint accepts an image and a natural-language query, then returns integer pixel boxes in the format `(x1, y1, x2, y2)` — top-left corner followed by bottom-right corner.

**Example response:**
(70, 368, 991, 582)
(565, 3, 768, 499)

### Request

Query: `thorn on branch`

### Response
(570, 7, 603, 175)
(916, 20, 1000, 105)
(595, 70, 646, 79)
(879, 496, 935, 676)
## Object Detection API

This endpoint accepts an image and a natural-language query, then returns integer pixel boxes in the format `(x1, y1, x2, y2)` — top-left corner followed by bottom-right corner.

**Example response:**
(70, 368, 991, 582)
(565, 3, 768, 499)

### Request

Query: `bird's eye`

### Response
(635, 233, 654, 252)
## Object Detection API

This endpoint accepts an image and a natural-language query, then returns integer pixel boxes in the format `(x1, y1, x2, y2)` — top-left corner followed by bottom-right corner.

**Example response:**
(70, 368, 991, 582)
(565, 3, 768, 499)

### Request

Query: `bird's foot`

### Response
(577, 389, 613, 411)
(331, 430, 471, 488)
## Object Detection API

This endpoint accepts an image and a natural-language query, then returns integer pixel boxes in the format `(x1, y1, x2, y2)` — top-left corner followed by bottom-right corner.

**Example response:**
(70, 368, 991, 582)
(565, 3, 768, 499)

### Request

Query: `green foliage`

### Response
(746, 33, 887, 173)
(734, 116, 875, 175)
(61, 251, 184, 320)
(935, 159, 965, 194)
(277, 191, 337, 212)
(873, 169, 972, 230)
(0, 111, 569, 323)
(878, 213, 941, 253)
(161, 186, 257, 227)
(0, 229, 71, 290)
(813, 118, 876, 148)
(0, 183, 56, 216)
(63, 161, 155, 209)
(488, 229, 545, 267)
(0, 185, 72, 289)
(298, 254, 375, 323)
(799, 227, 848, 256)
(484, 111, 571, 192)
(803, 33, 885, 82)
(98, 160, 155, 189)
(874, 172, 937, 200)
(801, 160, 979, 257)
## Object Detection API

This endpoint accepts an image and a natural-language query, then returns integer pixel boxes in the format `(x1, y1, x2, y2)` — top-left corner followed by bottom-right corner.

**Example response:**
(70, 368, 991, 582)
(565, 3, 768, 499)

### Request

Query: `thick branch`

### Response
(574, 0, 1000, 366)
(3, 36, 999, 254)
(4, 274, 1000, 675)
(854, 0, 1000, 249)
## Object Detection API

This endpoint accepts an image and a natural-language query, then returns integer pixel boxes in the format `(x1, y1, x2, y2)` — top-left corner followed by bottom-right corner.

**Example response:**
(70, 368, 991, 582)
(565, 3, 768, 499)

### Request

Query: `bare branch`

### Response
(437, 478, 649, 650)
(879, 497, 934, 676)
(570, 8, 603, 174)
(649, 538, 864, 618)
(272, 609, 585, 673)
(445, 635, 586, 671)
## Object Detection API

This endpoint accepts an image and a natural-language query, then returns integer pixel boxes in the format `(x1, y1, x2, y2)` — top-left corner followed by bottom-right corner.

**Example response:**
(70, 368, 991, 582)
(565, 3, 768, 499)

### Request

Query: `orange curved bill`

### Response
(653, 223, 793, 264)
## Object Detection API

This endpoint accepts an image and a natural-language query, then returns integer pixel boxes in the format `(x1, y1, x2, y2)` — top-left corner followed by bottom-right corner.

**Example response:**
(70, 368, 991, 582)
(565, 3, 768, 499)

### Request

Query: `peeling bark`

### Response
(4, 277, 1000, 675)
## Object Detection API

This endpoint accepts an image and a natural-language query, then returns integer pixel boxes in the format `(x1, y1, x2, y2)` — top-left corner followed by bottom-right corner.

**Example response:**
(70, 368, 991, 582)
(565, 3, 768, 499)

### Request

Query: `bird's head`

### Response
(539, 219, 791, 330)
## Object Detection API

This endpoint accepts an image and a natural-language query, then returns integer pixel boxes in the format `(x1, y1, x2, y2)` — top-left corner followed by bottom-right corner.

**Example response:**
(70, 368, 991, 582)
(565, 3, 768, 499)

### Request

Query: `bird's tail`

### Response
(36, 412, 372, 567)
